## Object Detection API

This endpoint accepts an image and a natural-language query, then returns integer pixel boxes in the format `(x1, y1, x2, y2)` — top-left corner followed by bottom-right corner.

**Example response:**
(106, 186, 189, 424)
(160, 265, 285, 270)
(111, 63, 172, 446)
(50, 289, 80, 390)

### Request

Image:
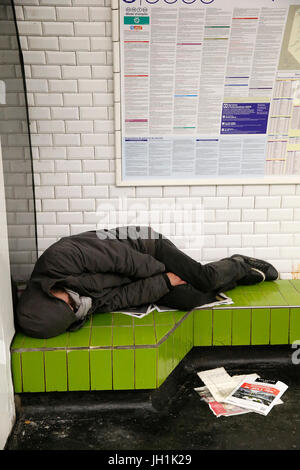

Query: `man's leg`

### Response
(154, 237, 256, 293)
(157, 283, 228, 311)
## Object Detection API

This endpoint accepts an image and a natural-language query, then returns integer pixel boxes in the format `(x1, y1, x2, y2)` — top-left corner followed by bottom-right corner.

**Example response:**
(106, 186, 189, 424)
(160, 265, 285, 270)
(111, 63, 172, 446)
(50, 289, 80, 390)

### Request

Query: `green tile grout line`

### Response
(66, 347, 69, 391)
(19, 353, 24, 393)
(153, 311, 157, 388)
(134, 345, 136, 391)
(111, 317, 114, 390)
(110, 348, 113, 390)
(42, 351, 46, 393)
(288, 307, 292, 344)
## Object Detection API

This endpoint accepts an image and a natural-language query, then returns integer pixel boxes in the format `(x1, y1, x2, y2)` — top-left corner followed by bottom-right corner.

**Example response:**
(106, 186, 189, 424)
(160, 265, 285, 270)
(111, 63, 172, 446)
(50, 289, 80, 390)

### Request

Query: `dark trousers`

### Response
(154, 237, 253, 311)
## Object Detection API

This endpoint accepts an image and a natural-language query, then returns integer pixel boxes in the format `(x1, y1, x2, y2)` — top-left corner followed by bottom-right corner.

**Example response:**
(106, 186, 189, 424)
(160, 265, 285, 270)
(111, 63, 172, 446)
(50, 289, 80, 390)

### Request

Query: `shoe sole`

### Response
(252, 267, 265, 282)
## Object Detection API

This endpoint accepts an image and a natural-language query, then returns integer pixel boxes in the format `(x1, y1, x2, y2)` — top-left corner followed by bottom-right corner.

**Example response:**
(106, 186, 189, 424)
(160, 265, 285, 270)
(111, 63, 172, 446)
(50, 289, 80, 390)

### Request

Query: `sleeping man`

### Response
(16, 226, 278, 338)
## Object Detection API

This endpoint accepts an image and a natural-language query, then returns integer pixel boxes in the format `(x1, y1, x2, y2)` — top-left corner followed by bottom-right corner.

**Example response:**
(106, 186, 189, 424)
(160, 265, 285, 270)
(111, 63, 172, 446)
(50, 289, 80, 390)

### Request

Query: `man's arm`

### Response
(33, 238, 166, 280)
(79, 239, 167, 279)
(62, 272, 132, 297)
(63, 271, 186, 300)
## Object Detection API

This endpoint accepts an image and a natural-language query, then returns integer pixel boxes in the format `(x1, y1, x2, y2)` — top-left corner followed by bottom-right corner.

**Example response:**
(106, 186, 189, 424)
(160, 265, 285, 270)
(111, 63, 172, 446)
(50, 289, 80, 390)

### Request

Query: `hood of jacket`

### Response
(16, 227, 168, 338)
(16, 279, 86, 338)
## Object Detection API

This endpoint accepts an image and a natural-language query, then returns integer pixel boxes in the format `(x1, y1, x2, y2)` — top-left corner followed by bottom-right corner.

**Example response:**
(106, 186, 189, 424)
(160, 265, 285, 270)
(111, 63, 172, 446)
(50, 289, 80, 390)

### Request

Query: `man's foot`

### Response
(237, 267, 265, 285)
(231, 254, 279, 282)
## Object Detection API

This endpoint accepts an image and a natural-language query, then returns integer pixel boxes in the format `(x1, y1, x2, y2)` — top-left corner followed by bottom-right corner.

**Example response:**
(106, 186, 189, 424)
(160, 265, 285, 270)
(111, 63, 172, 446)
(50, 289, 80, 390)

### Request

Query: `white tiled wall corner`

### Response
(9, 0, 300, 279)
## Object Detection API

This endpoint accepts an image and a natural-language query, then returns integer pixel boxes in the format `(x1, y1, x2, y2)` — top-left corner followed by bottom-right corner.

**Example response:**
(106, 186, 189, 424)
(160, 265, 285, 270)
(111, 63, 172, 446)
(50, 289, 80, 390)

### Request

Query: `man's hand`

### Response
(166, 272, 187, 286)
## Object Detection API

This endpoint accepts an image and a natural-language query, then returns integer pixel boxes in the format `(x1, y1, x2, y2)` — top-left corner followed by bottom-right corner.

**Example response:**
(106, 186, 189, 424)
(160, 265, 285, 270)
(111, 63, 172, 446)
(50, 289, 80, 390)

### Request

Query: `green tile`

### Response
(288, 280, 300, 301)
(290, 308, 300, 344)
(172, 325, 181, 366)
(226, 286, 249, 307)
(247, 283, 288, 307)
(133, 312, 154, 326)
(194, 309, 212, 346)
(270, 308, 289, 344)
(157, 340, 167, 387)
(67, 350, 90, 391)
(90, 326, 112, 347)
(275, 280, 300, 306)
(155, 324, 172, 343)
(153, 310, 175, 325)
(45, 350, 67, 392)
(82, 316, 92, 328)
(11, 353, 22, 393)
(175, 315, 193, 360)
(90, 350, 112, 390)
(157, 335, 174, 387)
(113, 349, 134, 390)
(45, 332, 69, 348)
(184, 314, 194, 354)
(92, 312, 113, 326)
(135, 348, 157, 389)
(213, 309, 231, 346)
(251, 308, 270, 345)
(134, 325, 156, 346)
(173, 310, 187, 323)
(22, 351, 45, 392)
(22, 336, 46, 349)
(113, 326, 134, 346)
(230, 283, 286, 307)
(232, 309, 251, 345)
(290, 279, 300, 289)
(10, 332, 25, 350)
(67, 327, 91, 348)
(173, 320, 191, 365)
(113, 312, 133, 326)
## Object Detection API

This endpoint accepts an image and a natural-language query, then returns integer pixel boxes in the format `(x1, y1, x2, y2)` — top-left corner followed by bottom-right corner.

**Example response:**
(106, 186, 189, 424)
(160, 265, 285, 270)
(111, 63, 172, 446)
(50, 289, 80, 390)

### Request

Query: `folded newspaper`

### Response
(195, 385, 255, 417)
(224, 376, 288, 416)
(195, 367, 286, 417)
(111, 304, 155, 318)
(113, 293, 233, 318)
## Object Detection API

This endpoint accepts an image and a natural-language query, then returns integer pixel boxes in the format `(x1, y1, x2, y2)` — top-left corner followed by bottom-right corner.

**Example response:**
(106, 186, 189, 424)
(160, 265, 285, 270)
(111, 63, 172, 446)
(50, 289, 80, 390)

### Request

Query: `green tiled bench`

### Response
(10, 280, 300, 393)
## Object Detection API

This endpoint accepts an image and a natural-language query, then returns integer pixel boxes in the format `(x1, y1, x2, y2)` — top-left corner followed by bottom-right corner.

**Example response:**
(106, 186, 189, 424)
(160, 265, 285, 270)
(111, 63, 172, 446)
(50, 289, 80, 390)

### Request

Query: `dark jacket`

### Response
(17, 226, 171, 338)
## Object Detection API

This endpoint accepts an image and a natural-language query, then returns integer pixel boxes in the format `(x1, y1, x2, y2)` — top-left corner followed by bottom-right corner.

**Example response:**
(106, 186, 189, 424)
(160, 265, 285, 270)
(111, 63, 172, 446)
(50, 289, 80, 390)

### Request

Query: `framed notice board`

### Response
(112, 0, 300, 186)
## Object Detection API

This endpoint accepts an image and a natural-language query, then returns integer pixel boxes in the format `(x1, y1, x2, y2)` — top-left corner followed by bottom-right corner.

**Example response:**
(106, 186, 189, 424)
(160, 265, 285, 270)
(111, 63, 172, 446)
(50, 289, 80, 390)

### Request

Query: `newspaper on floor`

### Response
(196, 367, 257, 403)
(224, 376, 288, 416)
(195, 367, 284, 417)
(111, 304, 156, 318)
(194, 386, 254, 417)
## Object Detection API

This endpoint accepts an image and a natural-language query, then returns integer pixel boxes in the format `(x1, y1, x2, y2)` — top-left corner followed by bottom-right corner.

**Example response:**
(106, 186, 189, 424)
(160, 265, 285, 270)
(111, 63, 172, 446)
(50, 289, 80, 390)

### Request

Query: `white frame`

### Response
(112, 0, 300, 187)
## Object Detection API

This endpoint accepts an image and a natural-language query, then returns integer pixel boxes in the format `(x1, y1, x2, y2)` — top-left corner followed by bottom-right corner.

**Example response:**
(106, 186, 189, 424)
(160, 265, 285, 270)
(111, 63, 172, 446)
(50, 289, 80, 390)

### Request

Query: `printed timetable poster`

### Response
(119, 0, 300, 183)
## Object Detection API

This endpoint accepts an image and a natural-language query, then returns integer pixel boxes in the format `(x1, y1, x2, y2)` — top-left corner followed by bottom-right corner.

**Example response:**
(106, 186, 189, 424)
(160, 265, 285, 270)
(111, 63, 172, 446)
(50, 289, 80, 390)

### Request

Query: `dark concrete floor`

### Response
(5, 346, 300, 452)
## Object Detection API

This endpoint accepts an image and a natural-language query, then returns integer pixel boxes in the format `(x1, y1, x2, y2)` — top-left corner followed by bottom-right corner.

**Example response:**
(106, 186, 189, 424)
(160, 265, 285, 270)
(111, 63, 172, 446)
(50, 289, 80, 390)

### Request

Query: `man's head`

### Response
(16, 281, 78, 339)
(50, 287, 76, 311)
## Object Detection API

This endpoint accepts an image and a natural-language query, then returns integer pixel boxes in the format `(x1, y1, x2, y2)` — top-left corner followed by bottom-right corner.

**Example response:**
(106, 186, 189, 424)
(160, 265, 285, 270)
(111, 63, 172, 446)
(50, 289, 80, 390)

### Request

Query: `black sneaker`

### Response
(237, 267, 265, 285)
(231, 254, 279, 281)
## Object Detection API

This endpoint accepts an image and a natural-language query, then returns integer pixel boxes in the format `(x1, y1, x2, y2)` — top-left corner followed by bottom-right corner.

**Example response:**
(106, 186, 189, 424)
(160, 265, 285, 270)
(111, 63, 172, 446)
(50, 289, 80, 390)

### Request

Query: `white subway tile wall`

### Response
(10, 0, 300, 279)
